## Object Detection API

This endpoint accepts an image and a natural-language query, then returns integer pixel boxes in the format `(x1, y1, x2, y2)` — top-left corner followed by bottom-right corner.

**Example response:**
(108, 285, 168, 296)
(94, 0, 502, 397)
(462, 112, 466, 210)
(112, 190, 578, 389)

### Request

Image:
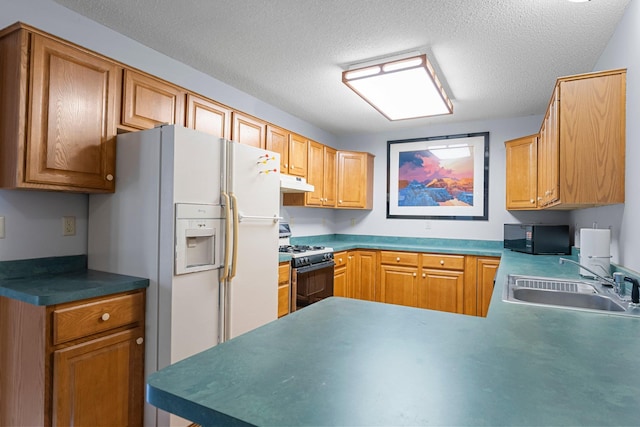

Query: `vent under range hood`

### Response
(280, 174, 314, 193)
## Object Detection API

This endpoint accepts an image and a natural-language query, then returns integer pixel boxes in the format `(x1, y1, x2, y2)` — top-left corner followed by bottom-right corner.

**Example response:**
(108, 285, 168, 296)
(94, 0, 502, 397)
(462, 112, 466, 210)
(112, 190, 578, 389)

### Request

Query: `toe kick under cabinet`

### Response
(0, 289, 145, 427)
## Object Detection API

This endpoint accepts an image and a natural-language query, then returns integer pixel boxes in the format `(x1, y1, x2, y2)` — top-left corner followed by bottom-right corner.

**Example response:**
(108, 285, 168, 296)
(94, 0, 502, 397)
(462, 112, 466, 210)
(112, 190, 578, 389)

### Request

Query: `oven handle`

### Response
(294, 259, 335, 274)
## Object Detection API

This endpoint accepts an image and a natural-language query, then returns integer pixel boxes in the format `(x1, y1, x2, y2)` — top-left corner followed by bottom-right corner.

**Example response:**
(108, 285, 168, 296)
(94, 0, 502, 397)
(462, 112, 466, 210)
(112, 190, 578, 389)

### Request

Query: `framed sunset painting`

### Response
(386, 132, 489, 220)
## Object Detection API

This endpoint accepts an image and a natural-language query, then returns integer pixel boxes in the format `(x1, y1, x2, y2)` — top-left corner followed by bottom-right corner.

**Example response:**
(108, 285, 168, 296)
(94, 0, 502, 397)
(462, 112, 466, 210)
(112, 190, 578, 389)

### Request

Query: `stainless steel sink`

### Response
(503, 274, 638, 316)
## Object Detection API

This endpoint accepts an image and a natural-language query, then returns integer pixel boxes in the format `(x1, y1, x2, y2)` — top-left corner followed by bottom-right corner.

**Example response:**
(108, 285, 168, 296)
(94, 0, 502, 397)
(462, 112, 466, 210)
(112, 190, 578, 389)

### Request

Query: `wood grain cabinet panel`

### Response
(186, 93, 231, 138)
(336, 151, 374, 209)
(266, 125, 290, 173)
(0, 289, 145, 426)
(121, 69, 186, 130)
(477, 257, 500, 317)
(0, 24, 118, 192)
(417, 268, 464, 314)
(277, 262, 291, 318)
(505, 135, 538, 209)
(378, 264, 417, 307)
(231, 111, 266, 149)
(287, 133, 309, 177)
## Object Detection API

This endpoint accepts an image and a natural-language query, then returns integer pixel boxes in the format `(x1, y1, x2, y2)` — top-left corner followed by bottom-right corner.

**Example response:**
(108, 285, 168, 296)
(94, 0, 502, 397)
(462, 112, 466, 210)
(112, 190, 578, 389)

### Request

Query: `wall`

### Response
(284, 115, 571, 240)
(0, 0, 337, 261)
(570, 0, 638, 271)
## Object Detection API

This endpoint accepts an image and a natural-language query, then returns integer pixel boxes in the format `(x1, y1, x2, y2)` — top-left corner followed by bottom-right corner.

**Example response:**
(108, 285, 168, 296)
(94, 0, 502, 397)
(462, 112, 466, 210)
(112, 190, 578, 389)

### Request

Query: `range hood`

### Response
(280, 174, 314, 193)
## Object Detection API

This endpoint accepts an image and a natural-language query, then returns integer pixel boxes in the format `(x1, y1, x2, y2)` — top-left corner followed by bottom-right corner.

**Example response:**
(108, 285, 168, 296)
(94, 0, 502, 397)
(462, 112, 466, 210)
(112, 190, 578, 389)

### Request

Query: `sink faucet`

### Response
(558, 258, 616, 287)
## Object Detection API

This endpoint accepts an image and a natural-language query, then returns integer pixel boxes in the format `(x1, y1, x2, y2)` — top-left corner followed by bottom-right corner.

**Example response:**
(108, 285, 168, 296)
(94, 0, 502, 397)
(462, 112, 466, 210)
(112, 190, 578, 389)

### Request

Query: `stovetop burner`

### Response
(279, 245, 327, 254)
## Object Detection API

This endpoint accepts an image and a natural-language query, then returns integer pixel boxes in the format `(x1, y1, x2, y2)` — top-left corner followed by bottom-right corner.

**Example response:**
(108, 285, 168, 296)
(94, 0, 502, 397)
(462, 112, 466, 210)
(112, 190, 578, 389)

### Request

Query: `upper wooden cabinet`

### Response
(322, 146, 337, 207)
(121, 69, 186, 130)
(505, 135, 538, 209)
(288, 133, 309, 177)
(337, 151, 374, 209)
(185, 93, 231, 139)
(282, 141, 337, 208)
(266, 125, 290, 172)
(0, 24, 119, 192)
(231, 111, 266, 149)
(506, 69, 626, 210)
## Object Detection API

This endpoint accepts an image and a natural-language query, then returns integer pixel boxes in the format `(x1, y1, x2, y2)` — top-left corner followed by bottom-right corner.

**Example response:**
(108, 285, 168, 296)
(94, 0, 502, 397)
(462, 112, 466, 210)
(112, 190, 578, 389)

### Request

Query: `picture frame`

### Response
(386, 132, 489, 220)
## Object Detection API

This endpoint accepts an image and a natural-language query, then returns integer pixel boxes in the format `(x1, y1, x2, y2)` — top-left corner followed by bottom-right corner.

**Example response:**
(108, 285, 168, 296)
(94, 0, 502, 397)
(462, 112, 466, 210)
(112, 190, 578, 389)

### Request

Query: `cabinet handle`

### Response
(136, 337, 144, 345)
(413, 273, 416, 277)
(338, 200, 342, 204)
(348, 256, 352, 260)
(422, 273, 426, 278)
(396, 257, 401, 262)
(291, 165, 295, 169)
(284, 163, 288, 168)
(106, 174, 114, 181)
(101, 313, 110, 321)
(339, 258, 343, 262)
(440, 260, 444, 265)
(530, 199, 535, 204)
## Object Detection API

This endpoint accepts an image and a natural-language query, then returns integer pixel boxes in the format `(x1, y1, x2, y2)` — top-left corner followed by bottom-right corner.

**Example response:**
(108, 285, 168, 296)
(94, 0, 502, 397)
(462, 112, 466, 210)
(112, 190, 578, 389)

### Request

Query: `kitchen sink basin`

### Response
(503, 275, 637, 316)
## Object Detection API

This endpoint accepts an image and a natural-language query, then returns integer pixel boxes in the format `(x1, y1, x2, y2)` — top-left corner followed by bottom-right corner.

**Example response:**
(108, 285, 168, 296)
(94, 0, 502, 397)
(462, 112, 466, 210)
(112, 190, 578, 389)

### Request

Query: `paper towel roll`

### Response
(579, 229, 611, 278)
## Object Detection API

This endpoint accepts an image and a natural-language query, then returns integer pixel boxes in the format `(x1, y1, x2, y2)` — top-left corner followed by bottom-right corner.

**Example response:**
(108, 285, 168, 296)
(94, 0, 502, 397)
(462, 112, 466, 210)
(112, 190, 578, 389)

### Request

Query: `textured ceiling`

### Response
(54, 0, 630, 136)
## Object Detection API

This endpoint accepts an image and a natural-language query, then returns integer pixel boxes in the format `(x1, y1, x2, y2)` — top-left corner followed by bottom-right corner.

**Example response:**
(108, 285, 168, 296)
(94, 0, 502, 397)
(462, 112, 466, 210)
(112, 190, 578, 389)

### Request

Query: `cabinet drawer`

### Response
(333, 251, 348, 268)
(421, 254, 465, 270)
(380, 251, 419, 267)
(52, 291, 144, 345)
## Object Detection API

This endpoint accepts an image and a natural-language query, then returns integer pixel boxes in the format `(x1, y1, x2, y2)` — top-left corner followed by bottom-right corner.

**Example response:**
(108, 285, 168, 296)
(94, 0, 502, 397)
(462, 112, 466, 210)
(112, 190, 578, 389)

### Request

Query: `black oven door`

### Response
(293, 260, 335, 310)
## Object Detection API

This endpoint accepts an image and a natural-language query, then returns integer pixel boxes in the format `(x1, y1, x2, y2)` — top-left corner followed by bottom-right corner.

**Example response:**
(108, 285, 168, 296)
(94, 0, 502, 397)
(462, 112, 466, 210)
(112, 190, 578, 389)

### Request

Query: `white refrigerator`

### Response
(88, 125, 280, 427)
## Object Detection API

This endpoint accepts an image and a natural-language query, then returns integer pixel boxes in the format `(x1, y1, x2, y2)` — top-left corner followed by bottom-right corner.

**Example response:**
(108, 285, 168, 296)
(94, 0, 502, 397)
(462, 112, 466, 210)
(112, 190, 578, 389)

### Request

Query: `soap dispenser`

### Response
(623, 277, 640, 304)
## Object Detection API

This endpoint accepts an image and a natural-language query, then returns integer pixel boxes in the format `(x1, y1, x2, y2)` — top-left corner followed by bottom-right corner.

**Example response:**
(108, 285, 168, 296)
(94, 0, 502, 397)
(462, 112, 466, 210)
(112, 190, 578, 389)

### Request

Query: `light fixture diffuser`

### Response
(342, 53, 453, 121)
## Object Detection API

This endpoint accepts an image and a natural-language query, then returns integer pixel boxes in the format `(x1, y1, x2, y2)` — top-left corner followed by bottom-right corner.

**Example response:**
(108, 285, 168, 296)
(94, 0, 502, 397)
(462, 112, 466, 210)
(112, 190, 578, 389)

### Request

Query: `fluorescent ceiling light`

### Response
(342, 53, 453, 121)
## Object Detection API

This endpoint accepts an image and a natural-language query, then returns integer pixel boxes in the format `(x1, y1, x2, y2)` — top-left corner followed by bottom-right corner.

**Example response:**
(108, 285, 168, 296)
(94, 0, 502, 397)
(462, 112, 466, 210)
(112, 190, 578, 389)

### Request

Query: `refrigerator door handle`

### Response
(229, 192, 240, 280)
(221, 192, 232, 280)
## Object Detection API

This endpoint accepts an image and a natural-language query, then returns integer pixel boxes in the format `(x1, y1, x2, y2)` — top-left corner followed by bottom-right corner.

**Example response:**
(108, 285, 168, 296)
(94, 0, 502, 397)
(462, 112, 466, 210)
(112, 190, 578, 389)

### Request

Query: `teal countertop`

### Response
(291, 234, 504, 256)
(147, 248, 640, 426)
(0, 255, 149, 305)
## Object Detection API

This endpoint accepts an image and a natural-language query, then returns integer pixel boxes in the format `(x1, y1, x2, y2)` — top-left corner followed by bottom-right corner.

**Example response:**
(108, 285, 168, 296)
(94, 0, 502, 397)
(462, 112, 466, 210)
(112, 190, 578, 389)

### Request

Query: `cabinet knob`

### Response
(530, 199, 535, 204)
(422, 273, 426, 278)
(101, 313, 110, 321)
(136, 337, 144, 345)
(440, 260, 445, 265)
(348, 256, 352, 260)
(413, 273, 416, 277)
(338, 200, 342, 204)
(339, 258, 343, 262)
(284, 163, 288, 168)
(291, 165, 295, 169)
(396, 257, 401, 262)
(106, 174, 114, 181)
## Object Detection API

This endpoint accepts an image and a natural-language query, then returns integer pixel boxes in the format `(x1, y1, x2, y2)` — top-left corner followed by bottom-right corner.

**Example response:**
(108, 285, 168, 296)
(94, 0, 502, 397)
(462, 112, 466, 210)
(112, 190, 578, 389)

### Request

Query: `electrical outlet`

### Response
(351, 218, 356, 227)
(62, 216, 76, 236)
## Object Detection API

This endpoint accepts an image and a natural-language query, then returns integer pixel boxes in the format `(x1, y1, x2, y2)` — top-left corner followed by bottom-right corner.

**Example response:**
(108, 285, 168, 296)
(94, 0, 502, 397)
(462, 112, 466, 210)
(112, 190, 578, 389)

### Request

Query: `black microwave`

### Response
(504, 224, 571, 255)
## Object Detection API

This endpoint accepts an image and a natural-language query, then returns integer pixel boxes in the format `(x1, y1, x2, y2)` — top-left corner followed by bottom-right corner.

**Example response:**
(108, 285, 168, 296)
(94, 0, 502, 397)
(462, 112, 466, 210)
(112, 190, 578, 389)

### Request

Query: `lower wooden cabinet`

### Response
(379, 264, 418, 306)
(332, 250, 377, 300)
(476, 257, 500, 317)
(0, 289, 145, 427)
(278, 262, 291, 317)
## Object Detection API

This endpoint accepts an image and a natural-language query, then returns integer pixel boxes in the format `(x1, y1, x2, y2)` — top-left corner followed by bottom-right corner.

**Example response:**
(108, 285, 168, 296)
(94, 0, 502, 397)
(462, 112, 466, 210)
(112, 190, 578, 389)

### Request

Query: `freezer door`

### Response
(225, 141, 280, 339)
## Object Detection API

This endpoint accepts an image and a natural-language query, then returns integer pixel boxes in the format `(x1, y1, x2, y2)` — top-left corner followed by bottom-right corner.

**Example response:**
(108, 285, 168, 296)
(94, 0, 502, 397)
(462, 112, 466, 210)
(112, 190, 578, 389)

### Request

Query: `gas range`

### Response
(279, 244, 334, 268)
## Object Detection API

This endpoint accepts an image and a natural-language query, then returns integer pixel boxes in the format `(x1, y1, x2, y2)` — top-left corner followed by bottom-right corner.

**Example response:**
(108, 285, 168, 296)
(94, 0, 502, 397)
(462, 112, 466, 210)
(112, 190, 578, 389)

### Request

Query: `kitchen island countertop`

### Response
(147, 249, 640, 426)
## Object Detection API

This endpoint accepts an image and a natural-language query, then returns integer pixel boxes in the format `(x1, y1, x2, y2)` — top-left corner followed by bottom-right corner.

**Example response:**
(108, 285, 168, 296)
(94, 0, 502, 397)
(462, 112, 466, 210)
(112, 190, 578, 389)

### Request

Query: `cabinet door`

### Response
(288, 133, 309, 177)
(538, 88, 559, 207)
(334, 265, 348, 298)
(305, 140, 324, 206)
(277, 263, 290, 318)
(52, 327, 144, 427)
(418, 269, 464, 314)
(337, 151, 373, 209)
(378, 265, 417, 306)
(477, 258, 500, 317)
(122, 69, 185, 130)
(186, 94, 231, 138)
(266, 125, 289, 173)
(231, 112, 266, 149)
(505, 135, 537, 209)
(354, 251, 377, 301)
(323, 146, 337, 207)
(28, 34, 118, 191)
